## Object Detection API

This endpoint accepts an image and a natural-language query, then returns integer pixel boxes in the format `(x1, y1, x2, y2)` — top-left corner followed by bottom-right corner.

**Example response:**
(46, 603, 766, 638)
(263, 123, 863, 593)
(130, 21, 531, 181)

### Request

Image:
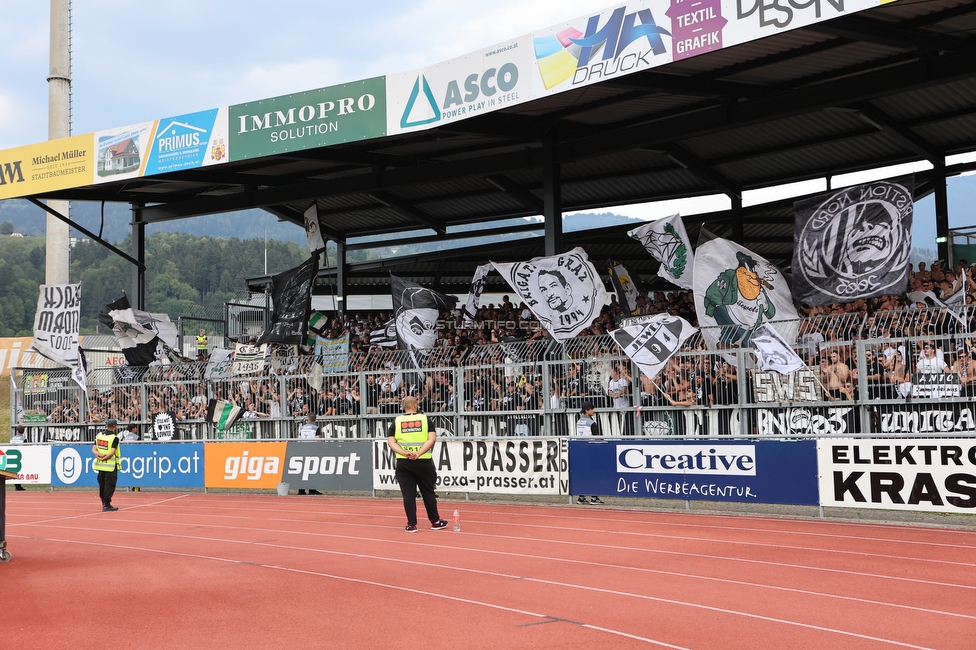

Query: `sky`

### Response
(0, 0, 971, 251)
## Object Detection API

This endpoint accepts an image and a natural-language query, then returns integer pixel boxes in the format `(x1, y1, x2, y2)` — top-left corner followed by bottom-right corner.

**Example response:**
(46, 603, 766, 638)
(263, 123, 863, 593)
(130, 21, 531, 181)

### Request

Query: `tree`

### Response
(0, 220, 13, 235)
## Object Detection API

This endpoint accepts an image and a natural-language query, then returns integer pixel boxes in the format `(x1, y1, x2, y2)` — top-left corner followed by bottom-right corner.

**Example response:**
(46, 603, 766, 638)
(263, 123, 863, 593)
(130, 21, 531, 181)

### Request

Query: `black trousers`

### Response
(395, 459, 440, 526)
(97, 470, 118, 506)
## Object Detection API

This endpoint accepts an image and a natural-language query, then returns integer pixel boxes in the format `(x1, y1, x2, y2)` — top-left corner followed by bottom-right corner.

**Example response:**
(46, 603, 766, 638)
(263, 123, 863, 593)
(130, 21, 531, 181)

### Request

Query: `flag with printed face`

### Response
(461, 264, 492, 327)
(258, 255, 319, 346)
(607, 260, 639, 315)
(99, 296, 178, 367)
(751, 323, 805, 374)
(303, 203, 326, 253)
(609, 315, 697, 380)
(694, 237, 799, 351)
(628, 214, 694, 290)
(491, 247, 608, 342)
(792, 178, 913, 305)
(206, 399, 243, 432)
(30, 283, 87, 392)
(391, 275, 456, 351)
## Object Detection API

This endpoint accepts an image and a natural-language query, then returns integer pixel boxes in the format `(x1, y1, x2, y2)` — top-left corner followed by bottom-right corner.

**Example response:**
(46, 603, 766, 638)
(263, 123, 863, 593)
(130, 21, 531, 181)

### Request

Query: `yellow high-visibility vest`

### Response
(393, 414, 431, 459)
(93, 432, 121, 472)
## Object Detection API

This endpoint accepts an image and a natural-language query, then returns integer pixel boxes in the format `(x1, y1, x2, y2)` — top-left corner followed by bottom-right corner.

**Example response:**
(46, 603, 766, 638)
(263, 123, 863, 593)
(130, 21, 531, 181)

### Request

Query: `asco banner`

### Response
(569, 439, 817, 505)
(51, 443, 204, 487)
(818, 439, 976, 514)
(373, 438, 567, 495)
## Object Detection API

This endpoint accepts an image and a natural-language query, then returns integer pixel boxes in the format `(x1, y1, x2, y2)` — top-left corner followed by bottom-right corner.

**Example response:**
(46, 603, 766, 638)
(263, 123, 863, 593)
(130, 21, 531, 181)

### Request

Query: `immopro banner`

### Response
(818, 438, 976, 513)
(373, 438, 567, 495)
(51, 443, 204, 487)
(569, 439, 818, 504)
(229, 77, 386, 160)
(284, 440, 372, 491)
(0, 445, 52, 485)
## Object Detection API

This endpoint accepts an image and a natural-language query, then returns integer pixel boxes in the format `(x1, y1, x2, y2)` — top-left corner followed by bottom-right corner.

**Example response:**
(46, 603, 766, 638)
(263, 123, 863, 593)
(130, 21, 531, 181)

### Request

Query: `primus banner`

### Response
(373, 438, 567, 495)
(818, 438, 976, 513)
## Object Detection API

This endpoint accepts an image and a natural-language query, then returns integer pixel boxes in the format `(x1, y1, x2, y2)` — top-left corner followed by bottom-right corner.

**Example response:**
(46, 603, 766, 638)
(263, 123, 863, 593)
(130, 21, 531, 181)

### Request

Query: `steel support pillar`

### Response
(131, 204, 146, 310)
(934, 165, 950, 265)
(543, 140, 563, 256)
(730, 193, 744, 245)
(335, 240, 347, 317)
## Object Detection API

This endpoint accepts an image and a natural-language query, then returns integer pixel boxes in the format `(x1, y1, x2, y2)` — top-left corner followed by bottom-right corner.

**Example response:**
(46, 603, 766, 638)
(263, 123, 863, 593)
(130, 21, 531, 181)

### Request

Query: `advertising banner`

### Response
(229, 77, 386, 161)
(386, 36, 532, 136)
(144, 107, 228, 175)
(284, 440, 372, 491)
(818, 438, 976, 513)
(373, 438, 567, 495)
(50, 443, 204, 487)
(0, 134, 94, 200)
(0, 337, 34, 377)
(0, 445, 52, 485)
(569, 439, 818, 504)
(94, 121, 156, 183)
(204, 442, 287, 489)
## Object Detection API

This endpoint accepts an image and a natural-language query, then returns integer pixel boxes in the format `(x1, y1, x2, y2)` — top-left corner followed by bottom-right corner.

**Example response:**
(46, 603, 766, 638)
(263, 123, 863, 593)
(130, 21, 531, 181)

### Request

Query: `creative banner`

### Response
(492, 247, 608, 342)
(373, 438, 567, 495)
(229, 77, 386, 161)
(694, 237, 799, 351)
(283, 440, 372, 491)
(144, 108, 224, 175)
(818, 438, 976, 513)
(94, 121, 155, 184)
(258, 256, 319, 346)
(30, 284, 86, 392)
(51, 443, 205, 487)
(609, 314, 696, 381)
(569, 439, 818, 504)
(792, 178, 913, 305)
(0, 134, 94, 200)
(628, 213, 694, 289)
(0, 445, 52, 485)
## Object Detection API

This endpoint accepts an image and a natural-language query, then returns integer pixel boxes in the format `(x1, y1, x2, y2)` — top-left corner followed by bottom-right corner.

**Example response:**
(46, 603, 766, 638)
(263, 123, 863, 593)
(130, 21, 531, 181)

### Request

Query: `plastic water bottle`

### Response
(453, 508, 461, 532)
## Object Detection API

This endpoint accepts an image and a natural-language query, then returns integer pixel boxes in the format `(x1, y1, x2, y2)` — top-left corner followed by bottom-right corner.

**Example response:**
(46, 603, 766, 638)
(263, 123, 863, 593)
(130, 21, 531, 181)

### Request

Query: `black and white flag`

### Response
(303, 203, 326, 253)
(461, 264, 492, 327)
(207, 399, 243, 432)
(491, 247, 608, 342)
(391, 275, 456, 351)
(30, 283, 87, 392)
(793, 178, 913, 305)
(369, 320, 398, 348)
(628, 214, 694, 290)
(609, 314, 696, 380)
(98, 296, 178, 367)
(258, 255, 319, 346)
(751, 323, 805, 375)
(232, 343, 268, 375)
(607, 260, 639, 315)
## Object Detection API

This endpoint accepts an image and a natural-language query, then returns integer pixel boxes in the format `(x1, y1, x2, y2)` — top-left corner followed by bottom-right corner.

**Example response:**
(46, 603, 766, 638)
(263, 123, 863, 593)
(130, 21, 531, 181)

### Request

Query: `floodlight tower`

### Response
(46, 0, 72, 284)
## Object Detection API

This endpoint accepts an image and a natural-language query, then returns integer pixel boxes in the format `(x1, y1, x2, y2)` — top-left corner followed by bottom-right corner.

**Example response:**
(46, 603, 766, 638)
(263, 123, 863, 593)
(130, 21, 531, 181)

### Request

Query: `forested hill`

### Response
(0, 233, 309, 336)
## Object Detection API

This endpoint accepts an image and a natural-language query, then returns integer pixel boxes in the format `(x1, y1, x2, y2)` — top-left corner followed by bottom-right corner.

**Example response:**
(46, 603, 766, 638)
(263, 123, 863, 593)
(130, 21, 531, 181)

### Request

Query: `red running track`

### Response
(3, 491, 975, 649)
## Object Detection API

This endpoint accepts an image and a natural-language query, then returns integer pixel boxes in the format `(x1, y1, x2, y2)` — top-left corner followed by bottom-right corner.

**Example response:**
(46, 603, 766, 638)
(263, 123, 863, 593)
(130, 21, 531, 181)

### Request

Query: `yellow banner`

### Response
(0, 134, 95, 200)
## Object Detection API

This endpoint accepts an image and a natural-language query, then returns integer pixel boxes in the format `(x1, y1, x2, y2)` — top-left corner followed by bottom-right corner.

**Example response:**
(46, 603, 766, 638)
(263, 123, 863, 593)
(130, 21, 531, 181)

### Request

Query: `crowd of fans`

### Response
(15, 259, 976, 435)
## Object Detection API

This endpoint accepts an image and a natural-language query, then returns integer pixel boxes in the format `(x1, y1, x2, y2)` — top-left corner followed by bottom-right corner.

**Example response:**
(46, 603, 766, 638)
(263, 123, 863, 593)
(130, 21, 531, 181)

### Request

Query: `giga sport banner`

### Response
(569, 439, 818, 505)
(204, 441, 372, 491)
(818, 438, 976, 514)
(373, 438, 568, 495)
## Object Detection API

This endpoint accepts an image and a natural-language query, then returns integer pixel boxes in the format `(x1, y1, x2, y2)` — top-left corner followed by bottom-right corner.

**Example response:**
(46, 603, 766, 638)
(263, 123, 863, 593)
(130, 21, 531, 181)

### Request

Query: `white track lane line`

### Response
(12, 534, 688, 649)
(11, 530, 935, 650)
(22, 518, 976, 622)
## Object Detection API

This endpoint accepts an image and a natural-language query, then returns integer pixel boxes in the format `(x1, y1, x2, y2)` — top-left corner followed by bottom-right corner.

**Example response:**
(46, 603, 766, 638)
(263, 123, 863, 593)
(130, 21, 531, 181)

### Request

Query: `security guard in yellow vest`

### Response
(196, 329, 209, 359)
(387, 396, 447, 533)
(92, 418, 121, 512)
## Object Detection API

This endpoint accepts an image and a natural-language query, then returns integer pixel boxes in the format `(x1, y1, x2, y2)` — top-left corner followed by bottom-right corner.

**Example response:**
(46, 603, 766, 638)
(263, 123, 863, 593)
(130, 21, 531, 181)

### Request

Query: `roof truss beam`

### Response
(370, 190, 447, 236)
